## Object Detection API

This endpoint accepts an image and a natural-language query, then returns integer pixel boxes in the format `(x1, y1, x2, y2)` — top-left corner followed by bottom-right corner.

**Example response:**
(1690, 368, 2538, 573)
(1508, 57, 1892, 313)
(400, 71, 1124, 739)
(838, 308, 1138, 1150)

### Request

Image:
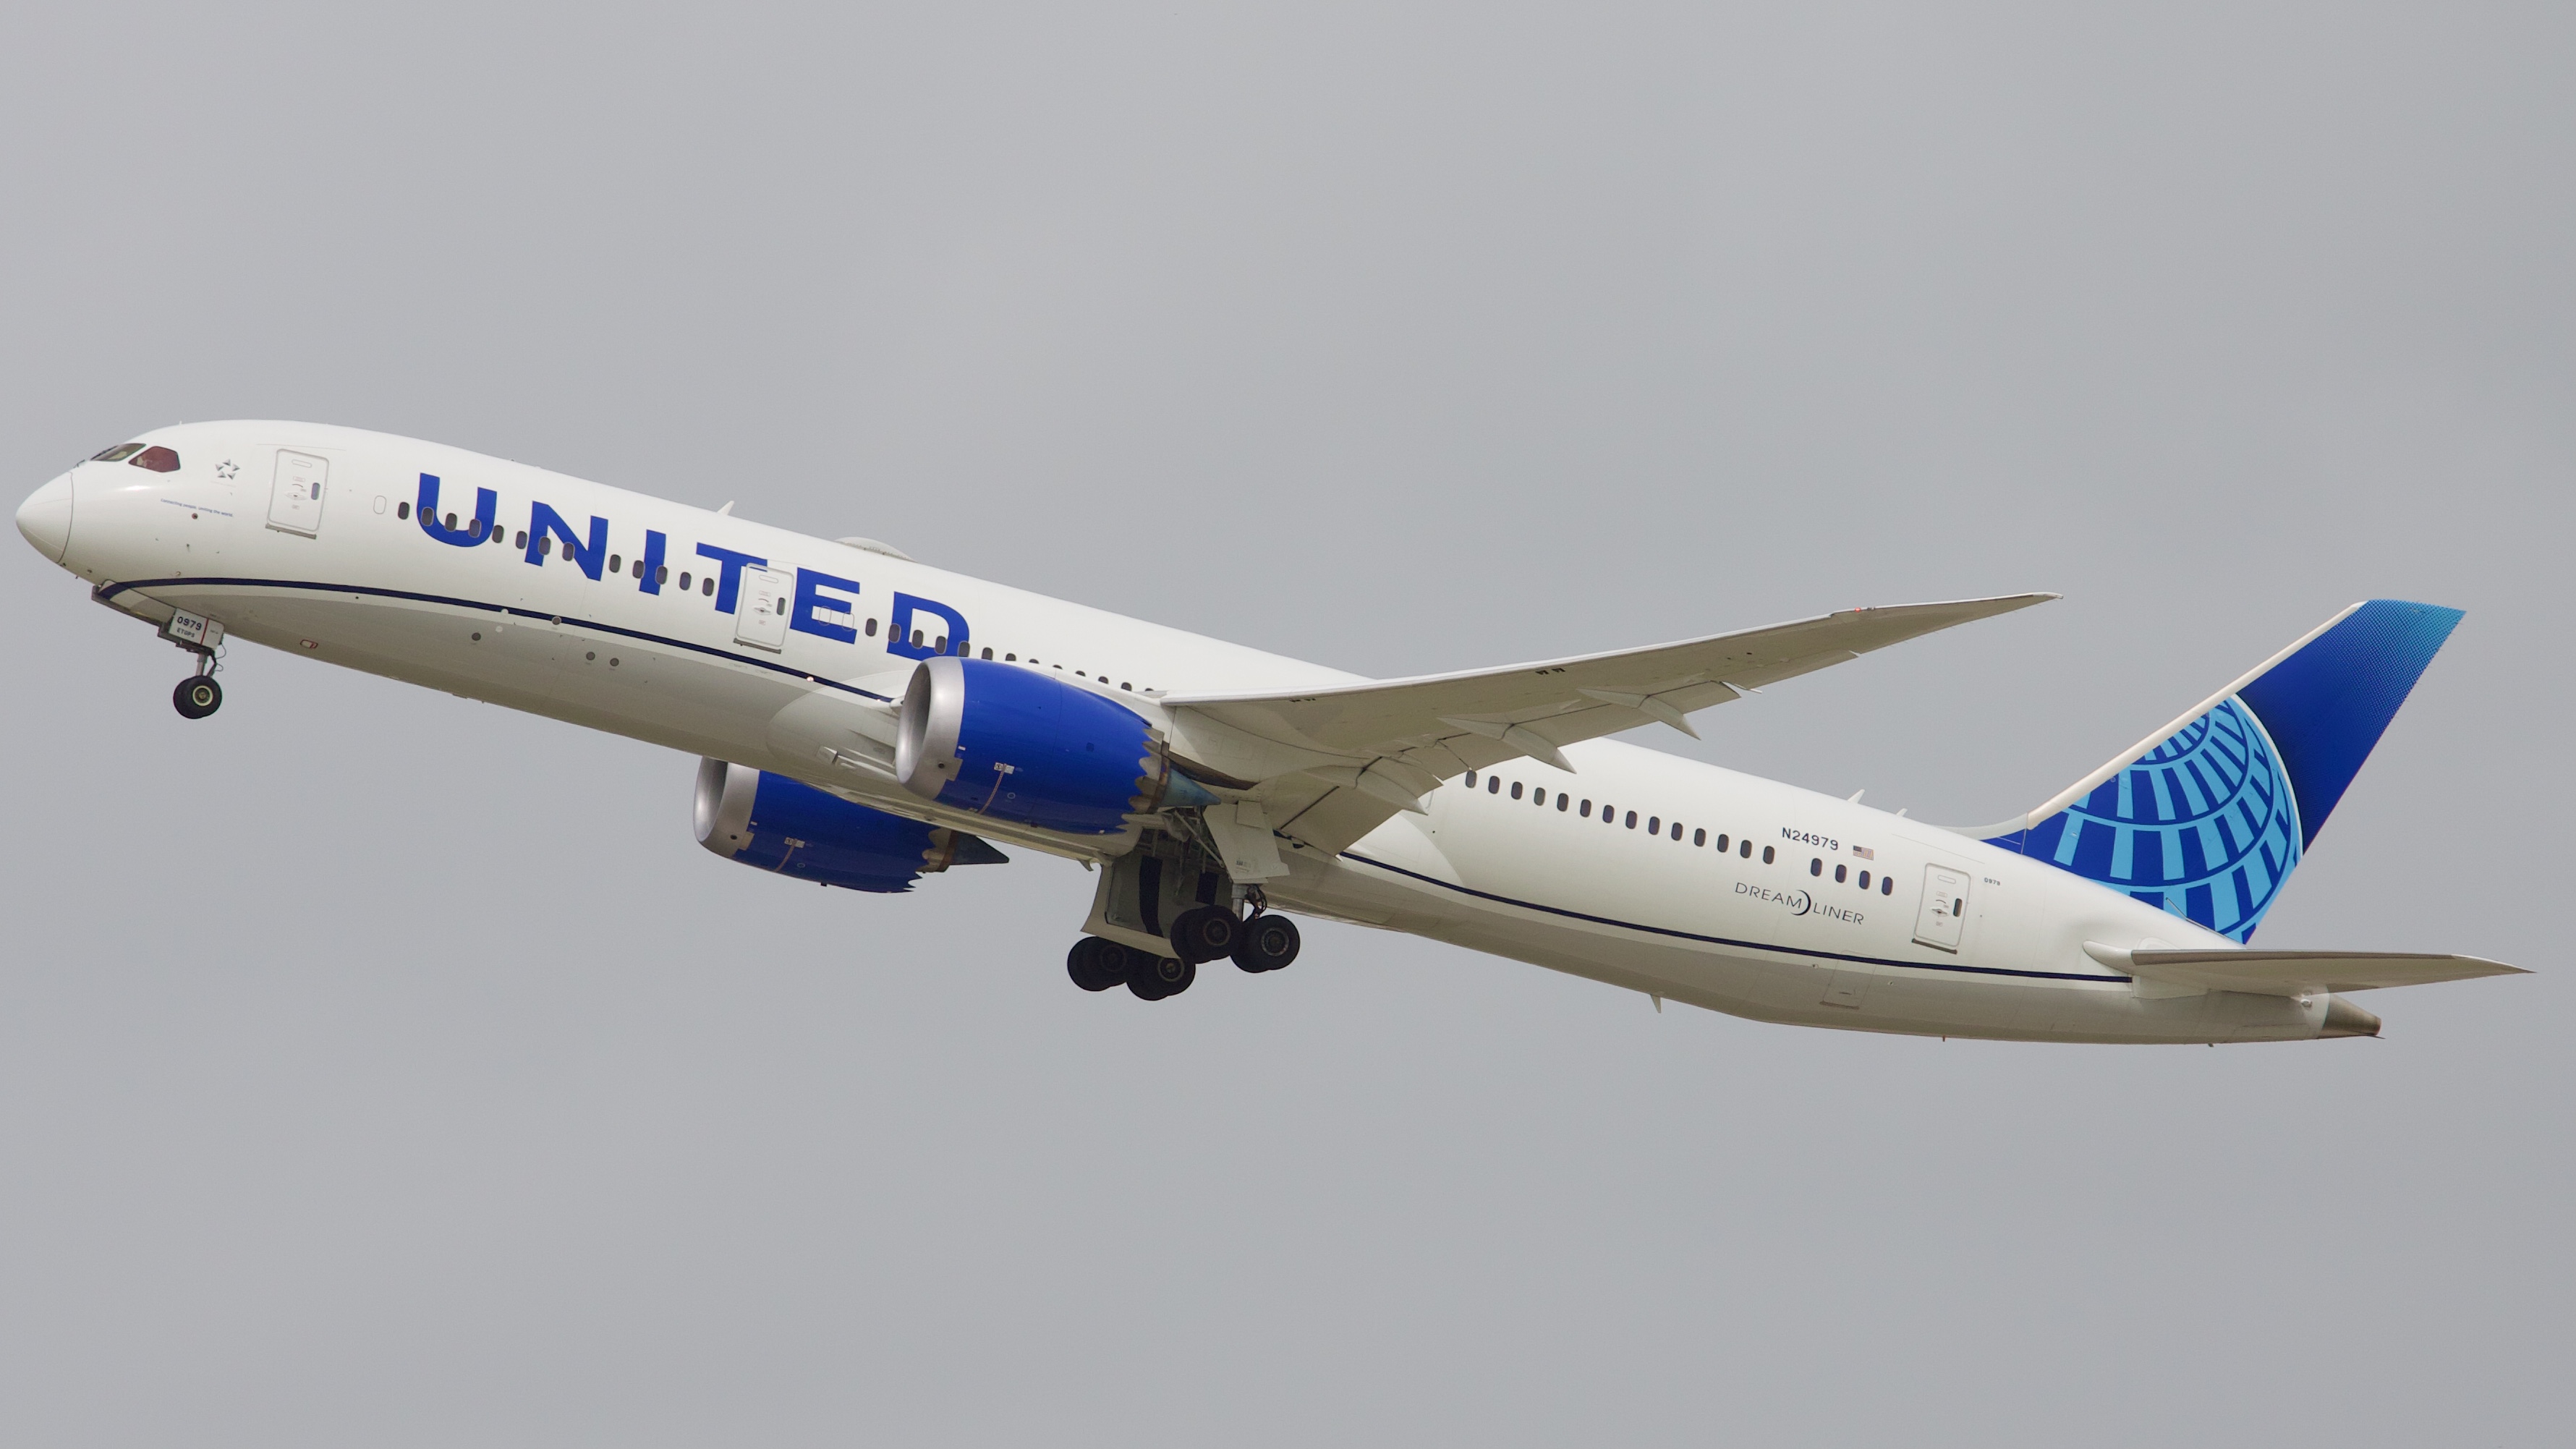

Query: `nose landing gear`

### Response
(157, 608, 226, 720)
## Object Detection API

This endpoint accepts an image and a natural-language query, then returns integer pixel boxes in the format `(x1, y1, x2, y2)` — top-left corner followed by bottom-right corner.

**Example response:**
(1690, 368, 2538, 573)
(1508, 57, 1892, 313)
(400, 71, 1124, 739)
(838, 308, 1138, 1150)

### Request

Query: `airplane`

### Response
(15, 422, 2524, 1042)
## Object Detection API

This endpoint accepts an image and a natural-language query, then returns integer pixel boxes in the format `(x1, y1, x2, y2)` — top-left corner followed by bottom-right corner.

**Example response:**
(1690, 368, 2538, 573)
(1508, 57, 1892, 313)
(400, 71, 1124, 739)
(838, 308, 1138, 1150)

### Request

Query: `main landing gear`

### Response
(1063, 906, 1302, 1002)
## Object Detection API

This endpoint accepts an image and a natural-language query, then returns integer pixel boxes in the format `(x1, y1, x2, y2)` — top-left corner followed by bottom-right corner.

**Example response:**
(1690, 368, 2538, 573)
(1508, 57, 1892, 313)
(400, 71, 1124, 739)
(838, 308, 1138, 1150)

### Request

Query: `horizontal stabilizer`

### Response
(2085, 943, 2526, 995)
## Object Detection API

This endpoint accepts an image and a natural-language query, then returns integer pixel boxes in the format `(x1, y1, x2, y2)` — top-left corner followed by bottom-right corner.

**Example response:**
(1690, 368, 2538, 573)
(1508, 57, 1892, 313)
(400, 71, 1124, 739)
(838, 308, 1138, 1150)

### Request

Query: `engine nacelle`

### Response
(694, 757, 1005, 893)
(896, 656, 1210, 836)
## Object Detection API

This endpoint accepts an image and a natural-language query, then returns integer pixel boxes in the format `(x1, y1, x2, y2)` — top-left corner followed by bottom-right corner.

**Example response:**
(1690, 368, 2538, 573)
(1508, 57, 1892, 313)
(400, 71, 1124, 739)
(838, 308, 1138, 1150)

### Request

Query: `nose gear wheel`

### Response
(173, 675, 222, 719)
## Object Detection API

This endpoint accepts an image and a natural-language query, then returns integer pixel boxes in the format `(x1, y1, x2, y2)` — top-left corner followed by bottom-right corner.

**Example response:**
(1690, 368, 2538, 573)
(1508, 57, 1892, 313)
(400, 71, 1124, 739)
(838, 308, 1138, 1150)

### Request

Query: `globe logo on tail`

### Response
(2012, 697, 2302, 941)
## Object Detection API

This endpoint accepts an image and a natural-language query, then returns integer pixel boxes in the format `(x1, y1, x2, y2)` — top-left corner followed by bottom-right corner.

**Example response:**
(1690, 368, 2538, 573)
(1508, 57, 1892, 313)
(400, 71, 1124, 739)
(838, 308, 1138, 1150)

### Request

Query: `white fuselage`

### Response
(29, 422, 2337, 1044)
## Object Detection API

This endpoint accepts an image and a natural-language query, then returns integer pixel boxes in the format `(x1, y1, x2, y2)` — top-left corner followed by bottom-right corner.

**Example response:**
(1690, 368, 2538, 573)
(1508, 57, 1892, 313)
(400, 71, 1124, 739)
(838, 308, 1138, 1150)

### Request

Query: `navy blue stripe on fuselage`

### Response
(97, 576, 898, 702)
(1336, 849, 2129, 984)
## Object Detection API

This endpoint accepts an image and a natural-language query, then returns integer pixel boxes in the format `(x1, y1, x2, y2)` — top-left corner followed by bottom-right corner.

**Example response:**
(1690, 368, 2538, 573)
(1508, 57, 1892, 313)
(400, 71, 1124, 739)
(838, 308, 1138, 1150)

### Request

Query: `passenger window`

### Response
(1693, 828, 1706, 846)
(632, 559, 645, 579)
(1487, 776, 1501, 794)
(911, 629, 924, 646)
(655, 565, 668, 585)
(1858, 870, 1871, 890)
(444, 512, 459, 531)
(1647, 816, 1659, 834)
(1580, 799, 1592, 817)
(1006, 653, 1017, 662)
(864, 619, 877, 636)
(1556, 792, 1569, 811)
(516, 530, 529, 548)
(1670, 821, 1682, 840)
(1716, 833, 1729, 853)
(1810, 857, 1823, 876)
(1834, 863, 1847, 883)
(1510, 782, 1523, 800)
(1464, 771, 1477, 788)
(91, 443, 146, 462)
(538, 536, 553, 556)
(1761, 845, 1774, 864)
(702, 577, 714, 595)
(1625, 811, 1637, 829)
(934, 635, 948, 651)
(608, 553, 622, 574)
(397, 501, 412, 519)
(129, 446, 179, 472)
(987, 649, 998, 660)
(1881, 875, 1894, 896)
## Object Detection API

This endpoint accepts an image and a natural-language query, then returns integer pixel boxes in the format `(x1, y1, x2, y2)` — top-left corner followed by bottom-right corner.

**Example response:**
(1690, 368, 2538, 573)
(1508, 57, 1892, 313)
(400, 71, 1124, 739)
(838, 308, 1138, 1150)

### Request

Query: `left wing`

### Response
(1163, 593, 2054, 856)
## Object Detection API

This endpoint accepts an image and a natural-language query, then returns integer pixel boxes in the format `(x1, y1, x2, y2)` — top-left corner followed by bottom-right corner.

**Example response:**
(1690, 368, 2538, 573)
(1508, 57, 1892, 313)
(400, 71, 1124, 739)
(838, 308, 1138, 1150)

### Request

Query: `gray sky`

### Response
(3, 4, 2568, 1444)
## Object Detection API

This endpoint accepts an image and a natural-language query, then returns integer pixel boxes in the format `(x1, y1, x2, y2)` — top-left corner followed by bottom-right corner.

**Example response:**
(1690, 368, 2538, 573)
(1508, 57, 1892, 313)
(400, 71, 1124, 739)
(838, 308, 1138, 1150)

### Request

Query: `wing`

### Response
(1163, 593, 2055, 856)
(2124, 948, 2528, 995)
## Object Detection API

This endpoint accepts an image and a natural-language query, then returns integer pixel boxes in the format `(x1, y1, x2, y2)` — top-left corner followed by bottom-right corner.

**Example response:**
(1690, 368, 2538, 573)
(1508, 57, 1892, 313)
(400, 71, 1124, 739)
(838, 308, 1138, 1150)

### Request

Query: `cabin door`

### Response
(734, 566, 791, 651)
(1913, 864, 1971, 953)
(268, 450, 328, 536)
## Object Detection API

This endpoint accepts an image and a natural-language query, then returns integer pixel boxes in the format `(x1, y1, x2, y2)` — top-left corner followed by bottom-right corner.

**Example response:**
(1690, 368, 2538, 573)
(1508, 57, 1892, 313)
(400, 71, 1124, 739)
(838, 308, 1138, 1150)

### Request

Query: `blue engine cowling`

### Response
(694, 757, 1007, 892)
(894, 657, 1211, 835)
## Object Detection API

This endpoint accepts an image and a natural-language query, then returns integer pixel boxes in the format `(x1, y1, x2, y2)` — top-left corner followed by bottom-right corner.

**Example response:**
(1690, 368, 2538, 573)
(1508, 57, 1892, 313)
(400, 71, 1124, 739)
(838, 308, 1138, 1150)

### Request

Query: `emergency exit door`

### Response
(268, 450, 328, 536)
(734, 566, 791, 651)
(1913, 864, 1972, 953)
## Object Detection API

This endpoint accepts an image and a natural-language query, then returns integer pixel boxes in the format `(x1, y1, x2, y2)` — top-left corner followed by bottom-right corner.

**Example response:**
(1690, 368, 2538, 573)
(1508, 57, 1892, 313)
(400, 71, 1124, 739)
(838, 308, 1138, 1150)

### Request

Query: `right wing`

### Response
(1163, 593, 2056, 856)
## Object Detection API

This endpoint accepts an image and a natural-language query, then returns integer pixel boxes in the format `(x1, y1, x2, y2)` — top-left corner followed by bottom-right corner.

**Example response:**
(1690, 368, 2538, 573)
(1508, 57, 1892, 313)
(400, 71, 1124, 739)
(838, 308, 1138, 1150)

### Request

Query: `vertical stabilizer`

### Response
(1980, 600, 2463, 941)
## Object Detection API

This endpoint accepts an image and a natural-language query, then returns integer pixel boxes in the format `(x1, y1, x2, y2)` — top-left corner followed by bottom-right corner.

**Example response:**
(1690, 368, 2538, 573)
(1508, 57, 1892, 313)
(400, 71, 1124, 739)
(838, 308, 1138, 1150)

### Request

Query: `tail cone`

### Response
(2320, 996, 2381, 1039)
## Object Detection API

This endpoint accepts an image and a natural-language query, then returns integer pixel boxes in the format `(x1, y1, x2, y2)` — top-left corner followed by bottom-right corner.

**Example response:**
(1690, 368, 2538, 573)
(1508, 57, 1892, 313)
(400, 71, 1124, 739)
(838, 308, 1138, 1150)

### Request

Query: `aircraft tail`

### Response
(1975, 600, 2464, 941)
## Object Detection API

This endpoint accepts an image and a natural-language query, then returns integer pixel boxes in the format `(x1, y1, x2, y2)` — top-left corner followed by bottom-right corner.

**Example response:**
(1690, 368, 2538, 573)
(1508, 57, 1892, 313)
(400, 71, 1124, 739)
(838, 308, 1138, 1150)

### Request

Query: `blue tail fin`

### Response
(1980, 600, 2463, 941)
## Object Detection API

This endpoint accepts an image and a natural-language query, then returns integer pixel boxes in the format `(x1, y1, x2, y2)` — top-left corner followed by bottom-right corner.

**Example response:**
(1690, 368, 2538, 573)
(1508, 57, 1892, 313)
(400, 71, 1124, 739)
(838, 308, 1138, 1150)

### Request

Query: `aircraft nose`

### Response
(16, 470, 73, 564)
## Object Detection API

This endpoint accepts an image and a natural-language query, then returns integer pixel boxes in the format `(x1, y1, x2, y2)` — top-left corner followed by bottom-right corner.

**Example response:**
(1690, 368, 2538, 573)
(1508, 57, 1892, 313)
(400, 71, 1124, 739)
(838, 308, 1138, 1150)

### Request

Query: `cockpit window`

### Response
(129, 446, 180, 472)
(91, 443, 146, 462)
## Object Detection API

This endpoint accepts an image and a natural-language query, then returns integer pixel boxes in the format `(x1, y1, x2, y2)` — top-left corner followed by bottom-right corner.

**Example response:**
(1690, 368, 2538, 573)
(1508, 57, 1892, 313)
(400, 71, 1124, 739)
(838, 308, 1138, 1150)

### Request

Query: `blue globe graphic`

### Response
(2000, 696, 2301, 941)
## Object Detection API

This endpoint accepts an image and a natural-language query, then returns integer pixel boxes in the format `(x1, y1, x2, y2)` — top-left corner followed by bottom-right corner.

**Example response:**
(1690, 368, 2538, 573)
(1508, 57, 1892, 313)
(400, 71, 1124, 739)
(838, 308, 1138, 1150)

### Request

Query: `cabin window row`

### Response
(1462, 770, 1778, 863)
(1459, 770, 1898, 893)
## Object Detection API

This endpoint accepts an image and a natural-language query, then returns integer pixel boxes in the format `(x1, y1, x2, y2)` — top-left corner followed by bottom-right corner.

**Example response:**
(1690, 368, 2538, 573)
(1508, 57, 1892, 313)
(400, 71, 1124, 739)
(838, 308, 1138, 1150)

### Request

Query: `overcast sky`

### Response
(3, 4, 2569, 1445)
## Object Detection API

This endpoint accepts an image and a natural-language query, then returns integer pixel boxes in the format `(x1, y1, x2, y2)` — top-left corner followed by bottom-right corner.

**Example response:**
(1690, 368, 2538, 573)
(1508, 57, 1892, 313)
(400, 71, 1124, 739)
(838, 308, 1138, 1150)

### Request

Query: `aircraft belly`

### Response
(1286, 844, 2323, 1044)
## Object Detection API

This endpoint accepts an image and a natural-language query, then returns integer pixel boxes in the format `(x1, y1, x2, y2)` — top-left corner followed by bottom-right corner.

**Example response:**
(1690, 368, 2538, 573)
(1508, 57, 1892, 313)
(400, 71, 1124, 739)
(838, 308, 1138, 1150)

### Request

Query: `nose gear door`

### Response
(1913, 864, 1971, 953)
(268, 450, 328, 536)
